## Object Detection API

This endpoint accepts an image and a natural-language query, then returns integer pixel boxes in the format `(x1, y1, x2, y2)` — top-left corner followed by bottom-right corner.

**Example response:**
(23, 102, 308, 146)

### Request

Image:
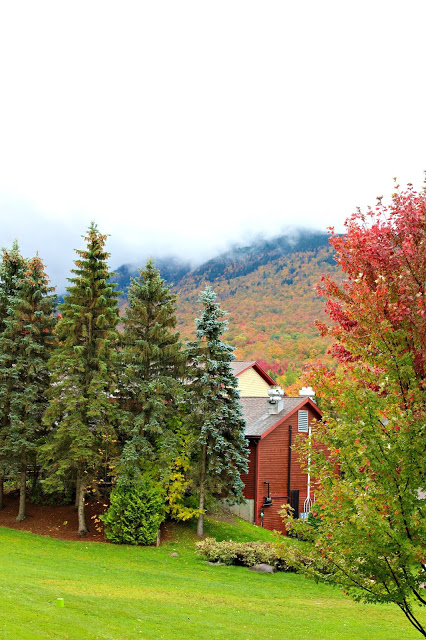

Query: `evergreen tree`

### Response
(0, 242, 25, 510)
(101, 259, 187, 543)
(187, 286, 248, 537)
(119, 258, 186, 478)
(0, 246, 56, 520)
(42, 223, 120, 536)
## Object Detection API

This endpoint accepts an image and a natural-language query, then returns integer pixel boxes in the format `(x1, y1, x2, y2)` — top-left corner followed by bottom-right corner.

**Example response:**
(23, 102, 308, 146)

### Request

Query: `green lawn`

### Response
(0, 518, 423, 640)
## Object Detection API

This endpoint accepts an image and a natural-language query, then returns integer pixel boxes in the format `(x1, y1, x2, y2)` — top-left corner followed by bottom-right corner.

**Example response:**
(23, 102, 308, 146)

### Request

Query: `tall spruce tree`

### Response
(0, 246, 56, 520)
(187, 286, 248, 537)
(0, 242, 26, 512)
(42, 223, 120, 536)
(120, 258, 186, 477)
(0, 242, 25, 510)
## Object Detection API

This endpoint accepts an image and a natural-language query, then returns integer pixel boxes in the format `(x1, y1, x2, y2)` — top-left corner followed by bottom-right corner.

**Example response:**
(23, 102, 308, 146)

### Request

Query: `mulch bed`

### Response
(0, 492, 108, 542)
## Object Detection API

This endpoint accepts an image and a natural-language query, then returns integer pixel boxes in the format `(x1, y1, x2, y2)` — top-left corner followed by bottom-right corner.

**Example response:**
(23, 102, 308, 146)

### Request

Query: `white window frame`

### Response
(298, 410, 309, 432)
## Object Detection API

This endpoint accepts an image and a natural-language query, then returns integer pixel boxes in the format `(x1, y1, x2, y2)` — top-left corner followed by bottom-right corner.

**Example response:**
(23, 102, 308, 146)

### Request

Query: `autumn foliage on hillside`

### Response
(114, 232, 342, 391)
(175, 241, 340, 390)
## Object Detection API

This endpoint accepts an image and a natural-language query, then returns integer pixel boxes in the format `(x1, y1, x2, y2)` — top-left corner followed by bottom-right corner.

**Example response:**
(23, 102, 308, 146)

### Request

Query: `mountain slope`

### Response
(114, 230, 341, 390)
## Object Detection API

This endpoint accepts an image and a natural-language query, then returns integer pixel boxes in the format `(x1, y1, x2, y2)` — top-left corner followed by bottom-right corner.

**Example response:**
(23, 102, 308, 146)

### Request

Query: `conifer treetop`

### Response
(188, 285, 247, 537)
(119, 256, 186, 478)
(195, 285, 229, 342)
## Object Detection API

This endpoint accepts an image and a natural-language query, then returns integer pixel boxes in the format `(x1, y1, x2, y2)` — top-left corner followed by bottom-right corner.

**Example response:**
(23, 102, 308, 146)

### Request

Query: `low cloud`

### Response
(0, 195, 330, 294)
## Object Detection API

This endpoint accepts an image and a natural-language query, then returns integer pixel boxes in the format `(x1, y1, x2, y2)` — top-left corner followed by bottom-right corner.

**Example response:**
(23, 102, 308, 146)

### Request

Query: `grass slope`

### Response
(0, 517, 421, 640)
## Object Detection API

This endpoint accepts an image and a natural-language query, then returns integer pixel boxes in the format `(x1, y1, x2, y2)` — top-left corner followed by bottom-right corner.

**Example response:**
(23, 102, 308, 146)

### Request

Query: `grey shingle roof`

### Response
(231, 361, 256, 376)
(240, 396, 306, 437)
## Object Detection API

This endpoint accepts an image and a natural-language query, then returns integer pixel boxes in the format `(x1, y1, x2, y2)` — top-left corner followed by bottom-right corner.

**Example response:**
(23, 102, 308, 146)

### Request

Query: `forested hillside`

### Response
(114, 230, 341, 391)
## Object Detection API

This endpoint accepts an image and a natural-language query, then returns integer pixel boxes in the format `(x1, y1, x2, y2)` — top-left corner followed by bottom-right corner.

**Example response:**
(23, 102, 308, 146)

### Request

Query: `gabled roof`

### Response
(231, 361, 277, 386)
(240, 396, 321, 438)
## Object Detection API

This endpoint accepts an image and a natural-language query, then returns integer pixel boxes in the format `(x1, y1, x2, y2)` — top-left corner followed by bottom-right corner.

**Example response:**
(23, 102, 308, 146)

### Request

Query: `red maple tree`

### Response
(294, 180, 426, 637)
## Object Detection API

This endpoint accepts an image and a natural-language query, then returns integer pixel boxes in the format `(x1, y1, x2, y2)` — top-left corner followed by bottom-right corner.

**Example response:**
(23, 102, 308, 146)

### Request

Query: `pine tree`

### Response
(187, 286, 248, 537)
(42, 223, 120, 536)
(0, 246, 56, 520)
(0, 240, 25, 509)
(120, 258, 186, 477)
(0, 242, 27, 512)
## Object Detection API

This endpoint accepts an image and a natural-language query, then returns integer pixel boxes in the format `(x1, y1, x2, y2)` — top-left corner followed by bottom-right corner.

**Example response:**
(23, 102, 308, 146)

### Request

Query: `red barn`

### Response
(229, 361, 322, 534)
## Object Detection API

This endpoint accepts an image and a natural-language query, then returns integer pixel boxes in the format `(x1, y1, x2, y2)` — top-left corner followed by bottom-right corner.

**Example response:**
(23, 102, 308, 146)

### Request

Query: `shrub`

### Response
(195, 537, 315, 572)
(278, 503, 318, 542)
(100, 477, 165, 545)
(30, 481, 73, 506)
(307, 505, 322, 529)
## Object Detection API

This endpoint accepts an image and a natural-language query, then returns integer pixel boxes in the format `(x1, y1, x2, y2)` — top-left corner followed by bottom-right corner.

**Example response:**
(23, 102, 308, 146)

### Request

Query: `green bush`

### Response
(100, 477, 165, 545)
(278, 503, 319, 542)
(306, 504, 326, 530)
(30, 480, 73, 506)
(195, 537, 314, 572)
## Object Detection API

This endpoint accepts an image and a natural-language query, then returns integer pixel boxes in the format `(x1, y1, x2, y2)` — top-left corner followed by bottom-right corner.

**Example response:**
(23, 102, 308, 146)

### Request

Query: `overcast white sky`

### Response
(1, 1, 425, 290)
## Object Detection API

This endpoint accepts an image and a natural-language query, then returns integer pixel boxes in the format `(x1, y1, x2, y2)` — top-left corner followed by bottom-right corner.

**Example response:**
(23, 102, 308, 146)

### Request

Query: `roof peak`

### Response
(231, 361, 277, 387)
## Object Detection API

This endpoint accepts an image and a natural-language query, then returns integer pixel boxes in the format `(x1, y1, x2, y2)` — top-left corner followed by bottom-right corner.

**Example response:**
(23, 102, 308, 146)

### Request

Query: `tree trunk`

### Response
(16, 464, 27, 522)
(31, 464, 39, 493)
(77, 477, 89, 536)
(197, 444, 207, 537)
(75, 475, 81, 510)
(0, 470, 4, 510)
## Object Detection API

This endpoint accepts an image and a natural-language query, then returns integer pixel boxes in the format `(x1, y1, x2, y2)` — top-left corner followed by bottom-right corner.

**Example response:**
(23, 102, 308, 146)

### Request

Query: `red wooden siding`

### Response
(250, 405, 319, 534)
(256, 422, 289, 533)
(241, 440, 257, 500)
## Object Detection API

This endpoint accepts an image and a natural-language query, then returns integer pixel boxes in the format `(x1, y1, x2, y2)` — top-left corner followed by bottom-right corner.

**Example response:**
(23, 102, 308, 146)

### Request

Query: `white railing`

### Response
(303, 494, 313, 515)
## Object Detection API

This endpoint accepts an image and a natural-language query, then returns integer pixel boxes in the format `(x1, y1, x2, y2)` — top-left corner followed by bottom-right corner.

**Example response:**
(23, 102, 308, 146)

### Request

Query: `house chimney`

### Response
(299, 386, 316, 403)
(268, 386, 284, 414)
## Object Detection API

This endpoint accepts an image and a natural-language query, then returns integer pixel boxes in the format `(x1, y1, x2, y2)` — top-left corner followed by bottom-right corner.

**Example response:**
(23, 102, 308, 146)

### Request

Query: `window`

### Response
(298, 410, 309, 432)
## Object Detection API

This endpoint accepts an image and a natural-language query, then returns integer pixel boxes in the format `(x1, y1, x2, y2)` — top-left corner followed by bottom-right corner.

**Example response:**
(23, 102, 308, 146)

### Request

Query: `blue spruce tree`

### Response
(187, 286, 248, 537)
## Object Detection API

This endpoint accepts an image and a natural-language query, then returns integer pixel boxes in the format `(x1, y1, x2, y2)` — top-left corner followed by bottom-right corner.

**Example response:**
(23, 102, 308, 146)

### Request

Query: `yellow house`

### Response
(230, 361, 276, 398)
